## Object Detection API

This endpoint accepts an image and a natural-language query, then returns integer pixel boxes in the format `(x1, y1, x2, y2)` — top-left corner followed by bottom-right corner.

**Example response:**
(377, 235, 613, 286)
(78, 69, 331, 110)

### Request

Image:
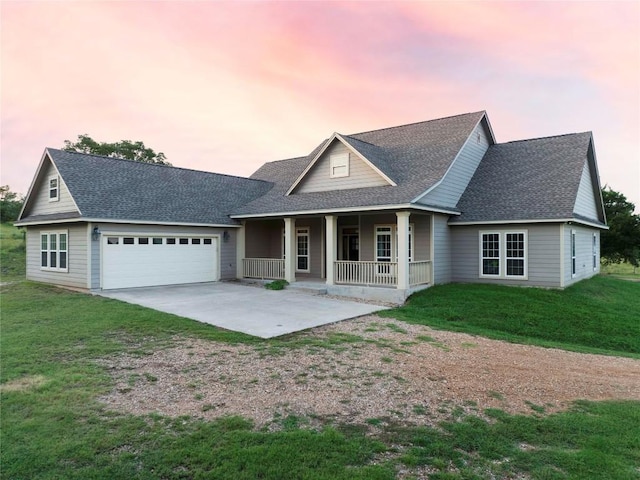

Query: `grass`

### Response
(601, 261, 640, 281)
(0, 223, 26, 281)
(2, 234, 640, 478)
(382, 276, 640, 358)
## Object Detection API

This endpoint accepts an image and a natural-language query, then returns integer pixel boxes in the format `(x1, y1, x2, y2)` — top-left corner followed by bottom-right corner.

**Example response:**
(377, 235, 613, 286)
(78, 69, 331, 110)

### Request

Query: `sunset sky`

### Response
(2, 1, 639, 211)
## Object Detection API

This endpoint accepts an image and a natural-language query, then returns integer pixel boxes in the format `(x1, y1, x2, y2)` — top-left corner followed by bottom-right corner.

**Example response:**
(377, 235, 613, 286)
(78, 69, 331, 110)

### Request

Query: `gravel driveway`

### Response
(99, 315, 640, 428)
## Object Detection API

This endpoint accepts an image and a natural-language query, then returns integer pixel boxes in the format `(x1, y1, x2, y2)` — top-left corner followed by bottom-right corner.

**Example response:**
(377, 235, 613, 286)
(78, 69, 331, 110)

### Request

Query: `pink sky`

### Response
(2, 1, 639, 211)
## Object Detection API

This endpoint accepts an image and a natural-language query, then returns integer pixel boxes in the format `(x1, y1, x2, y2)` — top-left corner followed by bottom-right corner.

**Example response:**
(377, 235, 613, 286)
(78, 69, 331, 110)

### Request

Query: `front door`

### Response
(341, 227, 359, 261)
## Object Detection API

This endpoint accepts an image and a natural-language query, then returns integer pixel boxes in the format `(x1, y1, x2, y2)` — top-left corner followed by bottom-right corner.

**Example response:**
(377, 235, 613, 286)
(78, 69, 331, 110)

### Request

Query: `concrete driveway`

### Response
(97, 282, 387, 338)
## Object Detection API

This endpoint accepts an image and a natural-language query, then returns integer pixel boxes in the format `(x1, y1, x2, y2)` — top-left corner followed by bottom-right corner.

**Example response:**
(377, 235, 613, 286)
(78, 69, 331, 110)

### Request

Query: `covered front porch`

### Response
(236, 210, 434, 302)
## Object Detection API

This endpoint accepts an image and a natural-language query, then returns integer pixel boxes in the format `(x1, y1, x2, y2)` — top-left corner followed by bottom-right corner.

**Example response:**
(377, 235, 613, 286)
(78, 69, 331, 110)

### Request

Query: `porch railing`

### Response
(409, 260, 432, 286)
(243, 258, 285, 280)
(334, 260, 432, 287)
(335, 261, 398, 287)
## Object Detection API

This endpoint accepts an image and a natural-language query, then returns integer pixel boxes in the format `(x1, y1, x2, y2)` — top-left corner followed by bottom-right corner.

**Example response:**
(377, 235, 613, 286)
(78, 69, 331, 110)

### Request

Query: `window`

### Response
(330, 153, 349, 178)
(505, 233, 525, 277)
(376, 227, 392, 263)
(166, 238, 176, 245)
(107, 237, 119, 245)
(481, 233, 500, 276)
(152, 238, 163, 245)
(374, 225, 414, 263)
(40, 231, 68, 272)
(571, 230, 576, 277)
(296, 228, 310, 272)
(192, 238, 201, 245)
(123, 237, 135, 245)
(592, 233, 597, 271)
(179, 238, 189, 245)
(138, 237, 149, 245)
(48, 176, 59, 202)
(203, 238, 212, 245)
(480, 231, 527, 279)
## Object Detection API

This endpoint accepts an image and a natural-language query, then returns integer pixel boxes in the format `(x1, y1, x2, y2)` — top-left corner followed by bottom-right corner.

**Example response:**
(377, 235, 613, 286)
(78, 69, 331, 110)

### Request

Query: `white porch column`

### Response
(284, 217, 296, 283)
(325, 215, 337, 285)
(236, 221, 246, 279)
(396, 211, 410, 290)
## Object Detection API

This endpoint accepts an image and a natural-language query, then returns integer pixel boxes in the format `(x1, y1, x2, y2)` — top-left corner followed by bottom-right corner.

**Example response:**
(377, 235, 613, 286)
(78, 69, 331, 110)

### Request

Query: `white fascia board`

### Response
(334, 133, 396, 186)
(18, 149, 83, 220)
(285, 135, 337, 195)
(285, 133, 396, 195)
(410, 113, 488, 204)
(230, 203, 460, 219)
(15, 217, 240, 228)
(450, 217, 609, 229)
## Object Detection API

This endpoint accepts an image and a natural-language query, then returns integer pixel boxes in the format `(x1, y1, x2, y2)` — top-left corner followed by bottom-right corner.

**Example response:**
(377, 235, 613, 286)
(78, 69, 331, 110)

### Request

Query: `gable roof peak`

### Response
(347, 110, 486, 138)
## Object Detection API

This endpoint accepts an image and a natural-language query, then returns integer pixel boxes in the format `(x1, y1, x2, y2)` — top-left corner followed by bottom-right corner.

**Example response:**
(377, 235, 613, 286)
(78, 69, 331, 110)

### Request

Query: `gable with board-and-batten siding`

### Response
(416, 119, 491, 209)
(294, 140, 390, 194)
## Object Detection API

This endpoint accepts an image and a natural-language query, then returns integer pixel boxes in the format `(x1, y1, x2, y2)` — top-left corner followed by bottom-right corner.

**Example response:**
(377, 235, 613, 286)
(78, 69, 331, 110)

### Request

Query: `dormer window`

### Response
(48, 175, 59, 202)
(330, 153, 349, 178)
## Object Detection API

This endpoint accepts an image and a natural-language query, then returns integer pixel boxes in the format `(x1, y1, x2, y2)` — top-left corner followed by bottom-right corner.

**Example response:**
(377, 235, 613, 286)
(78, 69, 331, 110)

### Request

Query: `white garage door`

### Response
(102, 235, 218, 289)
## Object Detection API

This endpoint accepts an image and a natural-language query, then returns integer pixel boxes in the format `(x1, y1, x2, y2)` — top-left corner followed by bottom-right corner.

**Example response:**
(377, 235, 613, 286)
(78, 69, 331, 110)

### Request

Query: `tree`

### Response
(600, 186, 640, 267)
(0, 185, 24, 223)
(63, 134, 171, 165)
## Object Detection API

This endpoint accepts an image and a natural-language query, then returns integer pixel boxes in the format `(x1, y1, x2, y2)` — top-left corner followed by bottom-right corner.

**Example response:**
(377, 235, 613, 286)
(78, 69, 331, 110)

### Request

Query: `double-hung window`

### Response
(571, 230, 577, 277)
(49, 175, 59, 202)
(41, 231, 68, 272)
(480, 231, 527, 279)
(375, 225, 414, 275)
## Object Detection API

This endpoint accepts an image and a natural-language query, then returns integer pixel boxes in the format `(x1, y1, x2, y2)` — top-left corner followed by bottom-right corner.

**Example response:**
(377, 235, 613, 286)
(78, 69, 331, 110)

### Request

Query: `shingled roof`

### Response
(233, 111, 488, 216)
(20, 149, 272, 225)
(452, 132, 605, 224)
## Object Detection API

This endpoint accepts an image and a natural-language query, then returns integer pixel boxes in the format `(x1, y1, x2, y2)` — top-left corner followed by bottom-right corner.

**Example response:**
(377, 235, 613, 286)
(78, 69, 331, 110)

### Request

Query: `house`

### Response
(15, 111, 607, 303)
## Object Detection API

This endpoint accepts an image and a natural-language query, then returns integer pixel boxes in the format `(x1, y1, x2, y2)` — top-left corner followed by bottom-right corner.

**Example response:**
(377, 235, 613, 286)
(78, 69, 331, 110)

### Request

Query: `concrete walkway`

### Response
(96, 282, 387, 338)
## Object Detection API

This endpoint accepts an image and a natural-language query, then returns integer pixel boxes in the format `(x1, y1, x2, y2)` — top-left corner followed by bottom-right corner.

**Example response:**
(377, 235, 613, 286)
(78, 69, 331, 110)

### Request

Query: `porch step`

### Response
(288, 282, 328, 295)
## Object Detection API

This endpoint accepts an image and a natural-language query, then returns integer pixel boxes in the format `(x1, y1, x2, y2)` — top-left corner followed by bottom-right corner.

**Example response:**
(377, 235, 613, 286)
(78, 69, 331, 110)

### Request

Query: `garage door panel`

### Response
(102, 236, 218, 289)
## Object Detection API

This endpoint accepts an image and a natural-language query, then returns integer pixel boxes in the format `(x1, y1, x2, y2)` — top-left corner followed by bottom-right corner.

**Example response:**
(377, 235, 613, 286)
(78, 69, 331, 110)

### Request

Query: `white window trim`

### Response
(296, 227, 310, 272)
(374, 224, 414, 263)
(479, 230, 528, 280)
(41, 230, 69, 272)
(329, 152, 349, 178)
(479, 232, 501, 277)
(48, 175, 60, 202)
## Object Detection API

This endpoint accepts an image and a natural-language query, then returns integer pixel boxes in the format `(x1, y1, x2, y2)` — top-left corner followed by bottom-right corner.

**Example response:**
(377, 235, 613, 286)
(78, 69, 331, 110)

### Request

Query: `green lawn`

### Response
(382, 276, 640, 358)
(0, 223, 25, 282)
(601, 261, 640, 281)
(2, 231, 640, 479)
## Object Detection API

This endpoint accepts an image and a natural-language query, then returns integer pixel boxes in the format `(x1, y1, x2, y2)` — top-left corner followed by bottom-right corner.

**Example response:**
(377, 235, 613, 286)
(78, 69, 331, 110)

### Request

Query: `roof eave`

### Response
(449, 217, 608, 229)
(230, 203, 460, 219)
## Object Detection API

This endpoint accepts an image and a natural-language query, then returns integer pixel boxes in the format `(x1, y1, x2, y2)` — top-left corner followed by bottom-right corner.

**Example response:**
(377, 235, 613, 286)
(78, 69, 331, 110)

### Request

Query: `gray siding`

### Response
(573, 162, 598, 220)
(451, 224, 562, 288)
(296, 140, 389, 193)
(432, 214, 452, 284)
(418, 121, 490, 208)
(413, 214, 431, 261)
(563, 224, 600, 287)
(24, 161, 79, 217)
(26, 223, 88, 289)
(94, 223, 238, 285)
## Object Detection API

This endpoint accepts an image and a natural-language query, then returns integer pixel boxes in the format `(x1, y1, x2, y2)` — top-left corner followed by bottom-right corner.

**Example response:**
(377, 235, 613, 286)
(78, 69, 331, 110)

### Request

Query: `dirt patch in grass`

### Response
(98, 316, 640, 427)
(1, 374, 47, 392)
